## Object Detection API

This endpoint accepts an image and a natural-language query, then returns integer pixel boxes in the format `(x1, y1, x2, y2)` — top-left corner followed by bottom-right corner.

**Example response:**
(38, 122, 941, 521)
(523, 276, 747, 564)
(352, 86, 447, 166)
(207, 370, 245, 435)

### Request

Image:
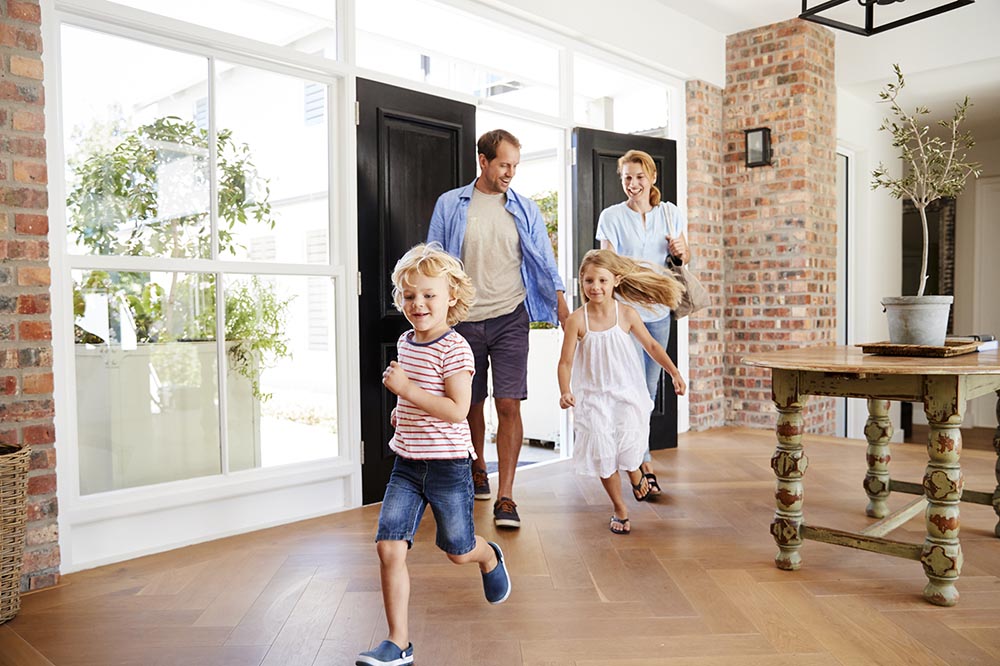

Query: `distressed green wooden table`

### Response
(744, 345, 1000, 606)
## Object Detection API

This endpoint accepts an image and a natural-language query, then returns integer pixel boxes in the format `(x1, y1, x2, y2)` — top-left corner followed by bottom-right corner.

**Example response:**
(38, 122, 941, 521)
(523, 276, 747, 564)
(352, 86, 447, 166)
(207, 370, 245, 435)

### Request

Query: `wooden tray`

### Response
(857, 339, 980, 357)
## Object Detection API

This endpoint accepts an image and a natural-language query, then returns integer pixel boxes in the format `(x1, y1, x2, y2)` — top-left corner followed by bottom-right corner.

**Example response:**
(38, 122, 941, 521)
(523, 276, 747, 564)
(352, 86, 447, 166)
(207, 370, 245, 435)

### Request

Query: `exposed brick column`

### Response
(0, 0, 59, 591)
(722, 20, 838, 433)
(685, 80, 726, 430)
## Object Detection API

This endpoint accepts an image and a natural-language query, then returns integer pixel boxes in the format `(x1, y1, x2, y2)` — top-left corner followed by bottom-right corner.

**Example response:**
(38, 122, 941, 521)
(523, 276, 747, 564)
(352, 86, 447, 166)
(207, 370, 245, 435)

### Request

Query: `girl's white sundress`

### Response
(571, 302, 654, 478)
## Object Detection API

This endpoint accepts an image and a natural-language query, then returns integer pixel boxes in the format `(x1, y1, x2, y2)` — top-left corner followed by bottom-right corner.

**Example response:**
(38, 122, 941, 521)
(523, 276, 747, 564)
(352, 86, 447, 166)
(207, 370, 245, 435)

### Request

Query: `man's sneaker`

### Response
(356, 640, 413, 666)
(482, 541, 511, 604)
(472, 468, 491, 500)
(493, 496, 521, 528)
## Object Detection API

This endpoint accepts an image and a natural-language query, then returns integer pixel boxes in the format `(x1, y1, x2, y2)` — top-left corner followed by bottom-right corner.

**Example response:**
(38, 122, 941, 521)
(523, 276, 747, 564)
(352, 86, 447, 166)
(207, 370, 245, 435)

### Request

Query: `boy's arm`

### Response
(622, 306, 687, 396)
(383, 361, 472, 423)
(557, 312, 581, 408)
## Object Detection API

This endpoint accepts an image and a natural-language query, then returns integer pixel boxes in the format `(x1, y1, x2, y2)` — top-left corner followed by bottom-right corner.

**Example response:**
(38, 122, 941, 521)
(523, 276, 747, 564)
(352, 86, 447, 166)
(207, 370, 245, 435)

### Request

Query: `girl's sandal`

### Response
(631, 475, 651, 502)
(609, 515, 631, 535)
(645, 472, 663, 496)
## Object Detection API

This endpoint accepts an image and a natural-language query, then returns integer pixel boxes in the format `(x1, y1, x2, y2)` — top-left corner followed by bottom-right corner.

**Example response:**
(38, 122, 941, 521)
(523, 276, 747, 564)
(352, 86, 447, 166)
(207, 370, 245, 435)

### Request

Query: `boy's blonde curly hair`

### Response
(391, 242, 476, 327)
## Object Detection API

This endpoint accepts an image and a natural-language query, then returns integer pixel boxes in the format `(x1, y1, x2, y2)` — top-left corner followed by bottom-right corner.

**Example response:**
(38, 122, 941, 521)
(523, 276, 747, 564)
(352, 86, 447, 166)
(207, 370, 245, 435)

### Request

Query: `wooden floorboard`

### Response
(4, 426, 1000, 665)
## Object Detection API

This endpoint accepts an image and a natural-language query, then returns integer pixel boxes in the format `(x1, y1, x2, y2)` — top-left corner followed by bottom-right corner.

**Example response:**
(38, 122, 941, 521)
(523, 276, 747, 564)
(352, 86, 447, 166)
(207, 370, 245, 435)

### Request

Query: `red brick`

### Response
(9, 54, 43, 79)
(19, 320, 50, 340)
(14, 214, 47, 235)
(28, 442, 56, 465)
(16, 293, 49, 314)
(11, 109, 44, 131)
(22, 372, 52, 393)
(0, 375, 16, 395)
(13, 161, 46, 184)
(8, 1, 42, 24)
(17, 266, 49, 286)
(27, 473, 56, 495)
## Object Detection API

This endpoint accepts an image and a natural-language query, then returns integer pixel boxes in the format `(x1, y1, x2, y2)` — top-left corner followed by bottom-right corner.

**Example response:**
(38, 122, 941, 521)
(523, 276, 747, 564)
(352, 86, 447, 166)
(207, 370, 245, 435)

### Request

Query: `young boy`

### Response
(357, 243, 511, 666)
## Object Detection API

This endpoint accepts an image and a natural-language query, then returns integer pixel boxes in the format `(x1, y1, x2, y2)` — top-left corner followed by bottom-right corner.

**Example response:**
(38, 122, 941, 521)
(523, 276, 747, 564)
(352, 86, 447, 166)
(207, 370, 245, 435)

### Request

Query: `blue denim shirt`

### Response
(428, 180, 565, 325)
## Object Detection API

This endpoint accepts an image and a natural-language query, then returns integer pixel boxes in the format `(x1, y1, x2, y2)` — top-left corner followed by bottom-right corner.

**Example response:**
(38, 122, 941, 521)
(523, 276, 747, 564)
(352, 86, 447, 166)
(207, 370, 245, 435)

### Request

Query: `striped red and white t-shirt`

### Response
(389, 329, 476, 460)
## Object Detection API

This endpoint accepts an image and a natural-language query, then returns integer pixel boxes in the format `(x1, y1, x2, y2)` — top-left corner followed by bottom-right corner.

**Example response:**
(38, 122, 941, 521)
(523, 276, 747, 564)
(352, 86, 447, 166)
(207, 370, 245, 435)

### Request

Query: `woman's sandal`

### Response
(609, 515, 631, 535)
(645, 472, 663, 496)
(631, 475, 651, 502)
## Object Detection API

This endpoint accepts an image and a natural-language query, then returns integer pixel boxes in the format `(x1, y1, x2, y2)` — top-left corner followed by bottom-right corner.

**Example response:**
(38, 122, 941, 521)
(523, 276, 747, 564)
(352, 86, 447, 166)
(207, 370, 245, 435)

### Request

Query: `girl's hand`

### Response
(671, 372, 687, 396)
(383, 360, 410, 396)
(559, 392, 576, 409)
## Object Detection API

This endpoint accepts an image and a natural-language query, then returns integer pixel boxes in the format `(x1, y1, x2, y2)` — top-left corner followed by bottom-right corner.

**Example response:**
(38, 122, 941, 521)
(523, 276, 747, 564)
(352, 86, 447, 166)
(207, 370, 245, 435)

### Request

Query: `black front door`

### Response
(572, 128, 679, 451)
(356, 79, 476, 504)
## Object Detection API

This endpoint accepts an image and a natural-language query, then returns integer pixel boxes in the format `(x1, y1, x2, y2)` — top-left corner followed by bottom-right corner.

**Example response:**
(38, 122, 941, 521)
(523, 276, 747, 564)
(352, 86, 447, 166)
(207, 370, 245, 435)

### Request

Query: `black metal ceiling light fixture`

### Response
(799, 0, 975, 37)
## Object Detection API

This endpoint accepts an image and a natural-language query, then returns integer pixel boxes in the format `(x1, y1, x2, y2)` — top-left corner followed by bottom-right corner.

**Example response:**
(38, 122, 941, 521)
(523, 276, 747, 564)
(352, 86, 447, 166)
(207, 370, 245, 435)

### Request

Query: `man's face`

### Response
(477, 140, 520, 195)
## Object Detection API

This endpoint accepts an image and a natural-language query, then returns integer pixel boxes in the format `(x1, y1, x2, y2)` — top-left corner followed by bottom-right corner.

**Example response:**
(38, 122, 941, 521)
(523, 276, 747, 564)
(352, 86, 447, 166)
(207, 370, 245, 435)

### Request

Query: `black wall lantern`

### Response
(799, 0, 975, 37)
(744, 127, 771, 168)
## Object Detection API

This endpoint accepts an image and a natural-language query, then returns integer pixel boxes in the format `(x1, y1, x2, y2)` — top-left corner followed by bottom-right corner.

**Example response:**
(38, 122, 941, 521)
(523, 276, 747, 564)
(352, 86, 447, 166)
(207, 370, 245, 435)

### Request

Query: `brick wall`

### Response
(685, 19, 839, 434)
(722, 19, 839, 433)
(0, 0, 58, 591)
(685, 80, 726, 430)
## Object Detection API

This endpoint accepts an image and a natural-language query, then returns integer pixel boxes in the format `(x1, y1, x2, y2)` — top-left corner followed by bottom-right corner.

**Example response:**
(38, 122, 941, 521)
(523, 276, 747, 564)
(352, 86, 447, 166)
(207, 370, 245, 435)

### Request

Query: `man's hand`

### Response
(556, 291, 570, 329)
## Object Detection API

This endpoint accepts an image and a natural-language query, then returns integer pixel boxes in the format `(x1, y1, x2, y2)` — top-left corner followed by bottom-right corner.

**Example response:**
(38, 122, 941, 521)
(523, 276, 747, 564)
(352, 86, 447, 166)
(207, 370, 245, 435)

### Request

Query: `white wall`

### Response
(487, 0, 726, 86)
(954, 137, 1000, 335)
(956, 138, 1000, 428)
(837, 87, 904, 440)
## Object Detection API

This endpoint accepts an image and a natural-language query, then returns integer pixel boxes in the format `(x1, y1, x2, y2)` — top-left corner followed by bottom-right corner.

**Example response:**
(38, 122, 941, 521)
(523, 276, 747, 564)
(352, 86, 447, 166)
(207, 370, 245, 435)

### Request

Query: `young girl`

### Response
(557, 249, 687, 535)
(358, 243, 511, 666)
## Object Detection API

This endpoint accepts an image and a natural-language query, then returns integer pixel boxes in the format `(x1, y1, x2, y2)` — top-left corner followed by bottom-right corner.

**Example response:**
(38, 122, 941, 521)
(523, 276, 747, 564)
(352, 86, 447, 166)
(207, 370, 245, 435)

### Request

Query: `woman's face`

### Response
(620, 161, 654, 206)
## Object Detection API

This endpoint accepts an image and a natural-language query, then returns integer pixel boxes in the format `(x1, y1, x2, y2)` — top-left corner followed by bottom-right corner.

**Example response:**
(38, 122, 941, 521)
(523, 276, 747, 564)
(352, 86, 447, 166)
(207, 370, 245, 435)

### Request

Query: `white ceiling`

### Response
(653, 0, 1000, 140)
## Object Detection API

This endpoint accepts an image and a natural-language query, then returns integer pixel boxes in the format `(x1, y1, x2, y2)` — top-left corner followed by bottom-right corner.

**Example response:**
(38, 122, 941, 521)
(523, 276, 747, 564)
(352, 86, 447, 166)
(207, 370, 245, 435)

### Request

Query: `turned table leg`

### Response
(921, 377, 965, 606)
(770, 371, 809, 570)
(993, 390, 1000, 538)
(864, 399, 893, 518)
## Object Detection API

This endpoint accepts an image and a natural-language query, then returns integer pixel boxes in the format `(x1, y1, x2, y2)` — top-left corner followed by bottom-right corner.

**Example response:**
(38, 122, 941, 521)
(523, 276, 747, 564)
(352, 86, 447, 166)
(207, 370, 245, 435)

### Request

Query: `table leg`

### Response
(770, 371, 808, 571)
(921, 377, 964, 606)
(864, 399, 892, 518)
(993, 390, 1000, 538)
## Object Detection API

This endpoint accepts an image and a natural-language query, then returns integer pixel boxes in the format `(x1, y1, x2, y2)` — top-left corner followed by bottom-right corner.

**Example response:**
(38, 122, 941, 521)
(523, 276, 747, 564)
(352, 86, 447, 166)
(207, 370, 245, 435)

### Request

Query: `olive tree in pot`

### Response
(872, 65, 981, 346)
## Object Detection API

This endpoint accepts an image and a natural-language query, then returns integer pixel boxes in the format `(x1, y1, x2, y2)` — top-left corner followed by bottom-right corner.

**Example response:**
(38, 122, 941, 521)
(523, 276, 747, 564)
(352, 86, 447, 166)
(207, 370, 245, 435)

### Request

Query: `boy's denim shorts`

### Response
(375, 455, 477, 556)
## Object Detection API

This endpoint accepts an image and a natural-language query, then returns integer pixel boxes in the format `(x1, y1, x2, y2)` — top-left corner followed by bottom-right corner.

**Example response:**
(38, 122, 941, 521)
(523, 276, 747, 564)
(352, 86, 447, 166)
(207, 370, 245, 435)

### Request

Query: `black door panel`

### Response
(572, 128, 679, 451)
(357, 79, 476, 504)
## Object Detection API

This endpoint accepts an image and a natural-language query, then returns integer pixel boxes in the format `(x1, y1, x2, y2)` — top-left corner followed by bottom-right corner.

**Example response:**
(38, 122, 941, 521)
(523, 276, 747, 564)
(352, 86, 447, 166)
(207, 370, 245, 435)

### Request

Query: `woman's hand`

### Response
(667, 234, 689, 264)
(559, 392, 576, 409)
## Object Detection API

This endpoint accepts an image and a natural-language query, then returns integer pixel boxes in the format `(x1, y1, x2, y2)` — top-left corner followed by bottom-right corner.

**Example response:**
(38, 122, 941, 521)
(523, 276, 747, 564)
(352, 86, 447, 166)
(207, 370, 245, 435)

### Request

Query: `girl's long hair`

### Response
(617, 149, 662, 207)
(579, 249, 683, 309)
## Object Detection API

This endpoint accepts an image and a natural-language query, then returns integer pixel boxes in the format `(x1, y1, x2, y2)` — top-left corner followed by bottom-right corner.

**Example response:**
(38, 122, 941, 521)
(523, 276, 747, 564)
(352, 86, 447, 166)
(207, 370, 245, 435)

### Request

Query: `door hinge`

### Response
(355, 100, 360, 126)
(570, 146, 577, 166)
(360, 440, 365, 465)
(357, 271, 363, 296)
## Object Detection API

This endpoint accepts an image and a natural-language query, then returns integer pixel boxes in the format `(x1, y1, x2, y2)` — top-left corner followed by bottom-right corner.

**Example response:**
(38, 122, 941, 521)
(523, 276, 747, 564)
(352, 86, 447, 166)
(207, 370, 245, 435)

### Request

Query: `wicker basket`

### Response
(0, 443, 29, 624)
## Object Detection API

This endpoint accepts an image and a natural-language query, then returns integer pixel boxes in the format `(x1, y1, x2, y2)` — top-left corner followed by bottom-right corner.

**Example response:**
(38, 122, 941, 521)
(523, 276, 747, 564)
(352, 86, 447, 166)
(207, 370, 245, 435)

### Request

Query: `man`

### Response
(428, 129, 568, 528)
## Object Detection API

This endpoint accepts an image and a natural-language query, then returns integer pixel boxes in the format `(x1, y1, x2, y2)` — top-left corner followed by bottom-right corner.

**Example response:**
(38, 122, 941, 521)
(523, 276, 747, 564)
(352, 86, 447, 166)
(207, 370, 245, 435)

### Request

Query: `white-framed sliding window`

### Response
(45, 1, 360, 572)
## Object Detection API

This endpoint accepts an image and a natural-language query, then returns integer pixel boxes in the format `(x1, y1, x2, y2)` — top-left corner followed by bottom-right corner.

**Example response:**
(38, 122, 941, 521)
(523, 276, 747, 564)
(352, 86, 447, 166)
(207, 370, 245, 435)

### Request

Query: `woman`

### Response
(595, 149, 689, 498)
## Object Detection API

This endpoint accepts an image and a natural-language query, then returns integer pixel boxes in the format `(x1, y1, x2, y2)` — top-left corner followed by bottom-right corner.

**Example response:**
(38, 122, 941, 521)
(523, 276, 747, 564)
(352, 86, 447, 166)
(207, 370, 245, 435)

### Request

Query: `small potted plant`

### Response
(871, 64, 981, 346)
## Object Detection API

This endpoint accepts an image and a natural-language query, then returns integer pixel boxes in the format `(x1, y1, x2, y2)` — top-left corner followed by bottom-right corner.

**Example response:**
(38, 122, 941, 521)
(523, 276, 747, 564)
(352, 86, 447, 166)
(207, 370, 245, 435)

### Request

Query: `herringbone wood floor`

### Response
(2, 427, 999, 666)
